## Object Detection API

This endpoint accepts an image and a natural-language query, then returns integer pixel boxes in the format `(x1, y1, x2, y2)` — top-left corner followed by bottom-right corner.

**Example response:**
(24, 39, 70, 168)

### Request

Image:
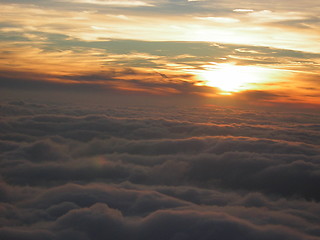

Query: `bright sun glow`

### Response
(198, 63, 276, 93)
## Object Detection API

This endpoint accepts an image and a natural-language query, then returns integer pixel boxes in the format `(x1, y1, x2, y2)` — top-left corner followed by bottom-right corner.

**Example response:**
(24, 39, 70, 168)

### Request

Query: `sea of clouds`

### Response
(1, 100, 320, 240)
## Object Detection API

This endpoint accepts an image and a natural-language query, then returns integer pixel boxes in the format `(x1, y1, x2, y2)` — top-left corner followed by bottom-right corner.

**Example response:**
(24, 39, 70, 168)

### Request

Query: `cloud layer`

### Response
(0, 0, 319, 107)
(0, 100, 320, 239)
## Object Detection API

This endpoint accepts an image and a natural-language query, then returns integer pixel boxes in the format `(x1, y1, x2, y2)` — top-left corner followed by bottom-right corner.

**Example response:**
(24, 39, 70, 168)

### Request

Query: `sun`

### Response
(198, 63, 274, 93)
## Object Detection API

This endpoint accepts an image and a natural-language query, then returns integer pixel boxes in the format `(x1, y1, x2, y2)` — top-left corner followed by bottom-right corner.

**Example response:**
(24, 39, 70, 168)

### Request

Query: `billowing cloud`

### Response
(0, 101, 320, 239)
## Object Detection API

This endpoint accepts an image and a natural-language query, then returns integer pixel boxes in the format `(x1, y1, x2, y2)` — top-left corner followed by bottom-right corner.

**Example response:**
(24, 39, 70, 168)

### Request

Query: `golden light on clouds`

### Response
(0, 0, 319, 107)
(66, 0, 153, 6)
(1, 3, 319, 52)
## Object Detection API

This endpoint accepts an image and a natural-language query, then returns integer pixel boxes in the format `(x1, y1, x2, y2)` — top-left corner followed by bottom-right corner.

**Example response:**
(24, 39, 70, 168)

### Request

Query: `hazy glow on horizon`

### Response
(197, 63, 282, 93)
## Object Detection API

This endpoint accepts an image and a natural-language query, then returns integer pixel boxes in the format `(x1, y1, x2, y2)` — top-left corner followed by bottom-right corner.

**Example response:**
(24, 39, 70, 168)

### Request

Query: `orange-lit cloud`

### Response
(0, 0, 319, 108)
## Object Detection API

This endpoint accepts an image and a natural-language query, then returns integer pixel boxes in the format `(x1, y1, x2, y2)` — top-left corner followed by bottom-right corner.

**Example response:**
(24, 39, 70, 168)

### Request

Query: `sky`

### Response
(1, 1, 320, 240)
(0, 0, 319, 108)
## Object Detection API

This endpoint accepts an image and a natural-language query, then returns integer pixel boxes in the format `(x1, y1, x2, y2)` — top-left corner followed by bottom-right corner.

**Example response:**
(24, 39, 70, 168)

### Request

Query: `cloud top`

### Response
(0, 101, 320, 239)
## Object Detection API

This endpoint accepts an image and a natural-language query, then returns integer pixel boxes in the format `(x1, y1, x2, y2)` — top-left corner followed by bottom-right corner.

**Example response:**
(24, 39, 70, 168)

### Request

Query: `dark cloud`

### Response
(234, 90, 283, 100)
(0, 228, 55, 240)
(0, 101, 320, 239)
(0, 68, 213, 98)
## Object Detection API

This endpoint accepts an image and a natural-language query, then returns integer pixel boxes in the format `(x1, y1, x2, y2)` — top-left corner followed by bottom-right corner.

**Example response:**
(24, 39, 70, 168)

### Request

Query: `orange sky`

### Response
(0, 0, 319, 108)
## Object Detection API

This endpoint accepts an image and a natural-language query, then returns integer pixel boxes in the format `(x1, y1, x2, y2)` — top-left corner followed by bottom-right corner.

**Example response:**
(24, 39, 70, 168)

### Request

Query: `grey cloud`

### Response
(43, 39, 320, 67)
(3, 199, 318, 240)
(0, 69, 212, 98)
(0, 100, 320, 239)
(186, 152, 320, 200)
(21, 183, 191, 216)
(52, 203, 320, 240)
(0, 228, 54, 240)
(46, 202, 80, 218)
(54, 203, 128, 240)
(234, 90, 284, 100)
